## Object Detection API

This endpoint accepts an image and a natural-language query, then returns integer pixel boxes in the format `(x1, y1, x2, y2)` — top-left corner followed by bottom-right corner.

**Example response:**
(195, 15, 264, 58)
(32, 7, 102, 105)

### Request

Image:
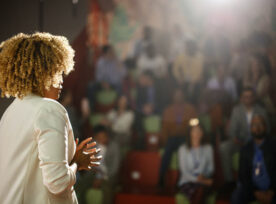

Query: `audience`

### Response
(220, 87, 269, 182)
(173, 40, 203, 104)
(159, 88, 197, 186)
(69, 24, 276, 203)
(207, 61, 238, 103)
(168, 25, 187, 64)
(130, 26, 153, 59)
(243, 53, 275, 115)
(95, 45, 126, 93)
(137, 43, 167, 79)
(103, 95, 134, 147)
(231, 115, 276, 204)
(178, 119, 214, 204)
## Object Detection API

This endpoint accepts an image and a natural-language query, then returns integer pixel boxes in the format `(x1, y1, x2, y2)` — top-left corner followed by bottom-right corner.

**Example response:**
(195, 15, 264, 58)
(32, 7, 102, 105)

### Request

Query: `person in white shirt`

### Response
(178, 118, 214, 204)
(104, 95, 134, 147)
(137, 43, 167, 79)
(207, 62, 238, 102)
(0, 32, 101, 204)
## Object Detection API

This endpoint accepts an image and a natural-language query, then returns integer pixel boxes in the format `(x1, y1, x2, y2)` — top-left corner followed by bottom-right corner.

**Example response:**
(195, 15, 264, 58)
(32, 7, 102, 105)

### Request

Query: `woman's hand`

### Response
(71, 137, 102, 171)
(197, 175, 213, 186)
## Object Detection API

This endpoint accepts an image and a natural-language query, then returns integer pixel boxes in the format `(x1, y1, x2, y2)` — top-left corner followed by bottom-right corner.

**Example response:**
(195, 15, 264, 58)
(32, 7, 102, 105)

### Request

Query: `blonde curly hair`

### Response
(0, 32, 74, 98)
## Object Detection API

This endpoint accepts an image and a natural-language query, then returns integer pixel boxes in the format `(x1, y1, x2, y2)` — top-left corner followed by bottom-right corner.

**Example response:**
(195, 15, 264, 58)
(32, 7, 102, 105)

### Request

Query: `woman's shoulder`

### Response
(32, 96, 68, 117)
(202, 144, 213, 153)
(178, 144, 189, 153)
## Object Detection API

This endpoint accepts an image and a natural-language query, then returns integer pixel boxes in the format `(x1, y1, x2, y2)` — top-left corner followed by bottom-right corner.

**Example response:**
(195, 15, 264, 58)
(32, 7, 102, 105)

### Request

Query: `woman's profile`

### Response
(0, 32, 101, 204)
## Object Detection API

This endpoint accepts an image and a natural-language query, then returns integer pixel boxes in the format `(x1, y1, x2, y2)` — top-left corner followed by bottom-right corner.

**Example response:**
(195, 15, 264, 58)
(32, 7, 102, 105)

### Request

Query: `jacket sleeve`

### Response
(238, 146, 254, 199)
(34, 103, 76, 195)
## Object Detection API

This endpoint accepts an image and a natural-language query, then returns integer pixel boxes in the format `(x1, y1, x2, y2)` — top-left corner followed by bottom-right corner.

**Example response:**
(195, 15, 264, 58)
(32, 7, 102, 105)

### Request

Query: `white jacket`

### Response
(0, 94, 78, 204)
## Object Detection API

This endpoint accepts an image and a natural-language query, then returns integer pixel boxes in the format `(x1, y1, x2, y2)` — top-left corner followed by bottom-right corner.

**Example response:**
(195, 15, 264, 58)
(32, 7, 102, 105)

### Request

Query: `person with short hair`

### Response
(220, 87, 270, 182)
(0, 33, 101, 204)
(231, 114, 276, 204)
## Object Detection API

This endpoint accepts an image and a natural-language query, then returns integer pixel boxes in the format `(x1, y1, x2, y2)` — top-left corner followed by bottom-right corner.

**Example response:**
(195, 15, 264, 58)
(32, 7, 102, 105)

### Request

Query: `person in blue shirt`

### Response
(231, 114, 276, 204)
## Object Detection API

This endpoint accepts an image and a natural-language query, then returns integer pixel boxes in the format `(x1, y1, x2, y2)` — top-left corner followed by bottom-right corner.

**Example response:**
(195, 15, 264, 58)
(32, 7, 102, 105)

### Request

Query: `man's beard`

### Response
(252, 132, 266, 140)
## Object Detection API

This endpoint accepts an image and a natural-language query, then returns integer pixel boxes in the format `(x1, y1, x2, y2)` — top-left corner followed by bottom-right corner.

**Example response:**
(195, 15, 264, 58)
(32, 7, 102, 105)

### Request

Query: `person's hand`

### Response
(197, 175, 213, 186)
(71, 137, 101, 171)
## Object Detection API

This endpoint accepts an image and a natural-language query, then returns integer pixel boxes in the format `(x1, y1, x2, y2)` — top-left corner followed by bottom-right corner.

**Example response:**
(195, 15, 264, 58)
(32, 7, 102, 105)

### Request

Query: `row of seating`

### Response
(84, 150, 261, 204)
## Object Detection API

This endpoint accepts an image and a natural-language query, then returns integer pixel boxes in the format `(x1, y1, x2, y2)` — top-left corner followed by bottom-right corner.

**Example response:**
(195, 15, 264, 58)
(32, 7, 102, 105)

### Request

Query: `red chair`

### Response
(122, 151, 161, 193)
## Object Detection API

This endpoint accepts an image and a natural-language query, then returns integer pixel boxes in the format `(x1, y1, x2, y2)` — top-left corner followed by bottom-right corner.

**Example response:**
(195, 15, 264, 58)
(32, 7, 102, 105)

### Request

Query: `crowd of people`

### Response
(61, 26, 276, 204)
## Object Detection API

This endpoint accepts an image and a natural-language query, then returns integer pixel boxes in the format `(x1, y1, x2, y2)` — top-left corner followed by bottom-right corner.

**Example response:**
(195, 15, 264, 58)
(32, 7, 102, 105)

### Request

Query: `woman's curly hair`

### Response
(0, 32, 74, 98)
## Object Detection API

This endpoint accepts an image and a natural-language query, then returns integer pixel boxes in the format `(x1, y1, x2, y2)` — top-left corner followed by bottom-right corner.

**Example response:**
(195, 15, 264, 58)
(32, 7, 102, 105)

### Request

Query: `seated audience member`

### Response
(220, 87, 270, 182)
(137, 43, 167, 79)
(168, 24, 187, 64)
(75, 125, 120, 204)
(103, 95, 134, 147)
(129, 26, 153, 59)
(231, 115, 276, 204)
(159, 88, 197, 186)
(178, 119, 214, 204)
(243, 53, 275, 115)
(172, 40, 203, 104)
(95, 44, 126, 92)
(136, 71, 157, 115)
(229, 40, 251, 94)
(207, 62, 238, 102)
(134, 71, 157, 149)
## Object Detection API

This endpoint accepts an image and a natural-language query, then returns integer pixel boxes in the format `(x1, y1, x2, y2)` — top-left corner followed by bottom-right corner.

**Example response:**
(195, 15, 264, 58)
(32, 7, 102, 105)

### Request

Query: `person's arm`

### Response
(205, 145, 214, 178)
(238, 146, 253, 199)
(35, 104, 77, 195)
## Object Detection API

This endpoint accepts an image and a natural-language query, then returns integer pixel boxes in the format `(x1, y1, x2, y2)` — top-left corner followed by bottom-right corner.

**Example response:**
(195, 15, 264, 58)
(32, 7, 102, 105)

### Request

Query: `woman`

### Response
(178, 118, 214, 204)
(0, 33, 101, 204)
(104, 95, 134, 147)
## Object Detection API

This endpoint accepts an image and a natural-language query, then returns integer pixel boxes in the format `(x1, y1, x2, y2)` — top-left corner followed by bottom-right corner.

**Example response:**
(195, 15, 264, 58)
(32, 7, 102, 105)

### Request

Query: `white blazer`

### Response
(0, 94, 78, 204)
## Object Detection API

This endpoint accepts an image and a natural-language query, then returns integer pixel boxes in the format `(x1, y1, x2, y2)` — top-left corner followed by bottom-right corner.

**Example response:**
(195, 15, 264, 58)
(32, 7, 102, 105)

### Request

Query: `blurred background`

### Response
(1, 0, 276, 203)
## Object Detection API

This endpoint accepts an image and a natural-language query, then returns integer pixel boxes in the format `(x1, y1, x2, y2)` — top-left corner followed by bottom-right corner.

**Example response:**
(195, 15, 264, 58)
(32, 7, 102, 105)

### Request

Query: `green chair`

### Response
(89, 114, 105, 127)
(175, 192, 216, 204)
(85, 188, 103, 204)
(170, 151, 179, 170)
(143, 115, 161, 133)
(159, 148, 178, 170)
(96, 89, 117, 105)
(232, 152, 240, 172)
